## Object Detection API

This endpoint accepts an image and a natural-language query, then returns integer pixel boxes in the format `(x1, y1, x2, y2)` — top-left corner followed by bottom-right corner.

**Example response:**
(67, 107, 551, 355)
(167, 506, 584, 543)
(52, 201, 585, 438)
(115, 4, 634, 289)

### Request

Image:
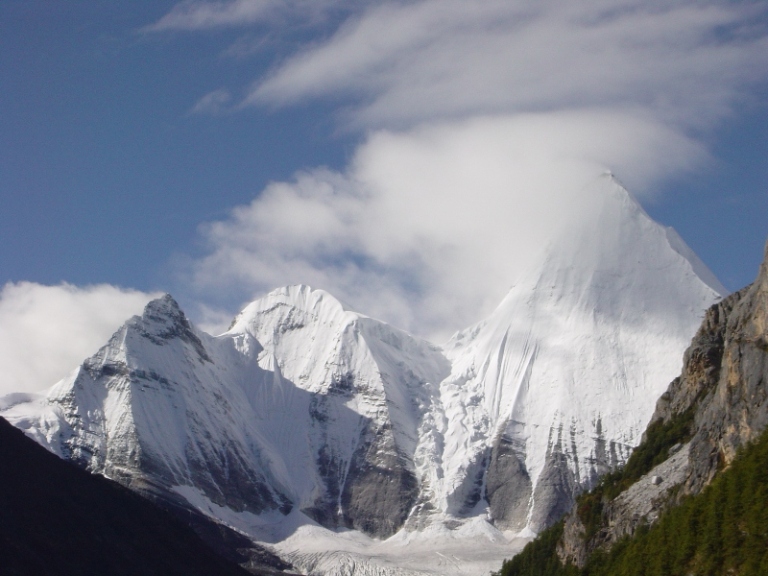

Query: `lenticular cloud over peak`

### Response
(189, 112, 706, 342)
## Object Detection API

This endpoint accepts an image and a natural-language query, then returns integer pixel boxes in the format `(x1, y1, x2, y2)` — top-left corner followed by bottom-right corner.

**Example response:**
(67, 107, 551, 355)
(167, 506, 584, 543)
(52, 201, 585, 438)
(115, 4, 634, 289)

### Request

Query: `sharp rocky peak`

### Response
(128, 294, 210, 361)
(140, 294, 185, 324)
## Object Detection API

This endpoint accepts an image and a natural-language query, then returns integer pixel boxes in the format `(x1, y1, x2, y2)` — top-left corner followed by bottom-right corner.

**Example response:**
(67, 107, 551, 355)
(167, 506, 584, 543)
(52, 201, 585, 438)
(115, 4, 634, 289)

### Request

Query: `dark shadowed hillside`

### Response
(0, 416, 254, 576)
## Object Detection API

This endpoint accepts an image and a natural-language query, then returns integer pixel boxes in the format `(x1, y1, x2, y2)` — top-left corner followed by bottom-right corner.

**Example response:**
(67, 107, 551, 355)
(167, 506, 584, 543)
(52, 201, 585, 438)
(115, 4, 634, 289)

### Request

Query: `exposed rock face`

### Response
(558, 240, 768, 567)
(606, 442, 690, 535)
(341, 424, 419, 536)
(652, 239, 768, 496)
(685, 269, 768, 492)
(558, 510, 590, 568)
(485, 433, 532, 530)
(528, 441, 580, 530)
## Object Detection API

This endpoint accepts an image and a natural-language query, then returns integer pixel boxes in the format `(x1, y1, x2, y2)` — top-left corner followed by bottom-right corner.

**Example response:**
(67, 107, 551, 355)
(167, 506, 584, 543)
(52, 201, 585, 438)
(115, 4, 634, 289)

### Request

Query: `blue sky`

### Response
(1, 1, 353, 289)
(1, 0, 767, 393)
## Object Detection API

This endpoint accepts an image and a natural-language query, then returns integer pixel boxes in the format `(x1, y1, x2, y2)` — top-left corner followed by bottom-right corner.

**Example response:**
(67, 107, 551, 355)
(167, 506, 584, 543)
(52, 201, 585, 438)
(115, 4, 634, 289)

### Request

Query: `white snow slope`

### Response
(2, 175, 724, 576)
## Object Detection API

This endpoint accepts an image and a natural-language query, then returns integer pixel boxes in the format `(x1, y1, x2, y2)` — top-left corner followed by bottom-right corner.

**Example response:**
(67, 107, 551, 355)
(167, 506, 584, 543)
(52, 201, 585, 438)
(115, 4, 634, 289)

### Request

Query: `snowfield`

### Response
(172, 485, 531, 576)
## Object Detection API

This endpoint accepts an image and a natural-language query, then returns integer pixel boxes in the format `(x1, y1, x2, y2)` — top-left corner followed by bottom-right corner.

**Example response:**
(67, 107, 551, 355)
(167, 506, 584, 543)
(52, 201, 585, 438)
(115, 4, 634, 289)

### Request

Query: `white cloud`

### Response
(190, 111, 704, 342)
(190, 88, 232, 115)
(249, 0, 768, 130)
(145, 0, 275, 32)
(0, 283, 161, 396)
(145, 0, 351, 32)
(192, 303, 238, 336)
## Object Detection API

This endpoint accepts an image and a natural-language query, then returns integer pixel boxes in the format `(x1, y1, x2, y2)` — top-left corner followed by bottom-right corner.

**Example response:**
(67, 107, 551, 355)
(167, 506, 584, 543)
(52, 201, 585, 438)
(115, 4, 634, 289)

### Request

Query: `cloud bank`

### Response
(191, 113, 704, 341)
(0, 283, 160, 395)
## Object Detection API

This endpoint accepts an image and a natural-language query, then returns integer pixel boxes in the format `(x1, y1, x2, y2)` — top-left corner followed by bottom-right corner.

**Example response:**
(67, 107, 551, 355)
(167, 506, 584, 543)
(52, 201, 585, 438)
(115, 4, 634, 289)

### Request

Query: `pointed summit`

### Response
(142, 293, 184, 323)
(434, 174, 724, 532)
(120, 293, 212, 362)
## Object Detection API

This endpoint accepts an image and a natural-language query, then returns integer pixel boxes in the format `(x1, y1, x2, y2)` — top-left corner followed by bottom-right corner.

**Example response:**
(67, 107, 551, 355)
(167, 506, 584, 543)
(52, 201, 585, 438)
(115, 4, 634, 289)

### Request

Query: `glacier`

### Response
(2, 175, 724, 576)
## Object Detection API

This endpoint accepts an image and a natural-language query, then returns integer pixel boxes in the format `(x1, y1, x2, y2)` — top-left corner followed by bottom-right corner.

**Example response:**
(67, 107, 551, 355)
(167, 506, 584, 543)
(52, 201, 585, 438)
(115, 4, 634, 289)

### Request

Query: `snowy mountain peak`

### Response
(230, 284, 360, 340)
(0, 175, 726, 576)
(431, 174, 724, 532)
(583, 175, 726, 296)
(127, 294, 210, 358)
(226, 285, 370, 396)
(143, 292, 183, 318)
(136, 293, 188, 334)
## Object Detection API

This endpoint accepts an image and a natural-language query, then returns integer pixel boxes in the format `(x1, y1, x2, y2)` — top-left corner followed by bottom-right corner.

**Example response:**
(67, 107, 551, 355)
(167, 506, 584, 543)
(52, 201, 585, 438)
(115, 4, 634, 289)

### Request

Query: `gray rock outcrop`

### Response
(485, 433, 532, 531)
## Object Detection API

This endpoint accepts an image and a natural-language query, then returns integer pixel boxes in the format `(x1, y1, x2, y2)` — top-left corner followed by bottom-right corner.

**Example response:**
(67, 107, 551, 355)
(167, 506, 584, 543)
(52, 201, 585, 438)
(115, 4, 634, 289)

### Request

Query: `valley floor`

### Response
(176, 485, 531, 576)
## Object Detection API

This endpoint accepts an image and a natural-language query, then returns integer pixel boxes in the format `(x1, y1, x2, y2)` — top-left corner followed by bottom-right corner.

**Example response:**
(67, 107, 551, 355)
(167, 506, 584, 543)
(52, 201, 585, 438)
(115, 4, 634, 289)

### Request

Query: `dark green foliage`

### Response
(495, 426, 768, 576)
(581, 428, 768, 576)
(603, 406, 695, 500)
(494, 521, 578, 576)
(576, 486, 605, 542)
(576, 407, 695, 540)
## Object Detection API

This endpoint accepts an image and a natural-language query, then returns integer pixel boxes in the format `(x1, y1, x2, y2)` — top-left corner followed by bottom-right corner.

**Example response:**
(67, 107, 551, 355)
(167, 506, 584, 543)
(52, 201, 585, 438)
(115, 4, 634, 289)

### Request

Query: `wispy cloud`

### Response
(144, 0, 275, 32)
(248, 0, 768, 130)
(152, 0, 768, 133)
(0, 283, 161, 395)
(145, 0, 351, 32)
(190, 88, 232, 115)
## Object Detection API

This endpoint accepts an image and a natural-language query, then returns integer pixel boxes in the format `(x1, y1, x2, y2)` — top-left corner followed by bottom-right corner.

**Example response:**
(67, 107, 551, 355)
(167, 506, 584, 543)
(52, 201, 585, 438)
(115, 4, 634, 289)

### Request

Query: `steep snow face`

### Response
(229, 285, 449, 457)
(226, 285, 451, 535)
(6, 295, 295, 514)
(428, 175, 724, 531)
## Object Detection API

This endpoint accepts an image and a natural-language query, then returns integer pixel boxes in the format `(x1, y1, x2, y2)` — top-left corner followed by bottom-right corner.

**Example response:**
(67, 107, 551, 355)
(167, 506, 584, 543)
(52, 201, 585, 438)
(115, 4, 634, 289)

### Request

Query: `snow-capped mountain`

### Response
(7, 287, 449, 538)
(2, 175, 724, 575)
(430, 175, 724, 532)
